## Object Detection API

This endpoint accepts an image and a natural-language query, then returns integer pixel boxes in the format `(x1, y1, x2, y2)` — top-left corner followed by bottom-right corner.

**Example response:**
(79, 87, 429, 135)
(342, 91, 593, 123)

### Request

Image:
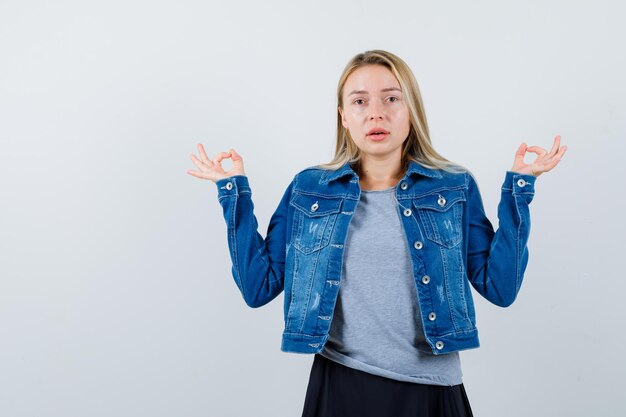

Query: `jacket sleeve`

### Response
(465, 170, 536, 307)
(215, 174, 294, 308)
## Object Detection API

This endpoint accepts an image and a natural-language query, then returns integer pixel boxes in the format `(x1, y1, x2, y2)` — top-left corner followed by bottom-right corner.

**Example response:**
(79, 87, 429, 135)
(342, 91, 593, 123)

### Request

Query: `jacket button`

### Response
(437, 196, 446, 206)
(413, 241, 423, 250)
(517, 179, 526, 187)
(422, 275, 430, 284)
(435, 341, 444, 350)
(311, 202, 319, 212)
(428, 312, 437, 321)
(225, 181, 233, 190)
(400, 182, 408, 190)
(403, 208, 412, 217)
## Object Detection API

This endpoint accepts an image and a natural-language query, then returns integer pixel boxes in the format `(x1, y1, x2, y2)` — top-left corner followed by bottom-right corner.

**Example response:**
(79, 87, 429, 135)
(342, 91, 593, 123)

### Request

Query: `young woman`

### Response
(187, 50, 567, 417)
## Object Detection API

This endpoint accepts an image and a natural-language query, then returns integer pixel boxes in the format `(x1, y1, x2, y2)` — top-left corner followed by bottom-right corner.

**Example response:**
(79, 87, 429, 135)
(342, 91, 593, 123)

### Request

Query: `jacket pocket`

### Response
(412, 189, 465, 248)
(290, 193, 342, 254)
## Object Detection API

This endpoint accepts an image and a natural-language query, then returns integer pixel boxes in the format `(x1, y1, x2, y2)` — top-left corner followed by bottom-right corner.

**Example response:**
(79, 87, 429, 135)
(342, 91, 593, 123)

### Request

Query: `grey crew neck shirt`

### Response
(320, 185, 463, 386)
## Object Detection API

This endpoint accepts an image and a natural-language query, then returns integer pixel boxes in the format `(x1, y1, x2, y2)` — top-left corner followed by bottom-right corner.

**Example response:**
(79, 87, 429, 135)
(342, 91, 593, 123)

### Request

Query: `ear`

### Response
(338, 106, 348, 129)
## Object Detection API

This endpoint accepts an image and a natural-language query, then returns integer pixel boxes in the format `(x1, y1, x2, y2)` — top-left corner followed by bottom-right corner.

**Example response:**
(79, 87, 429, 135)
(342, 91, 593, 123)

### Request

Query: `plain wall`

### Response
(1, 0, 624, 416)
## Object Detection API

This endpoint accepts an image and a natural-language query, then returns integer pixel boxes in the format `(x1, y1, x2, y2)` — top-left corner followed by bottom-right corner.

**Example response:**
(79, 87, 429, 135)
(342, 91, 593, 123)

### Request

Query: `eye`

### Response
(387, 96, 400, 103)
(353, 98, 365, 105)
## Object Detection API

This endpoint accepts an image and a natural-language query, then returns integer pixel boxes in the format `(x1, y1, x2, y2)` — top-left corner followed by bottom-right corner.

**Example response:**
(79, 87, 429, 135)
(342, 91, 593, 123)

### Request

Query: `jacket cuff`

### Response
(215, 175, 251, 200)
(501, 171, 536, 195)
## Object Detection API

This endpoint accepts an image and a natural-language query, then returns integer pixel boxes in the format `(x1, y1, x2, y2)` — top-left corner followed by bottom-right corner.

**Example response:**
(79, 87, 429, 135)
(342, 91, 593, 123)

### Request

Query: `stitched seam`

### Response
(441, 244, 459, 330)
(230, 194, 245, 300)
(253, 226, 271, 279)
(514, 193, 522, 296)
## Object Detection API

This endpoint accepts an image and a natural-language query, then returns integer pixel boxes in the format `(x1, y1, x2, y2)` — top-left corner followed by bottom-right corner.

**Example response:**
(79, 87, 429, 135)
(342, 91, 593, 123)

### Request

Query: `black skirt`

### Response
(301, 354, 474, 417)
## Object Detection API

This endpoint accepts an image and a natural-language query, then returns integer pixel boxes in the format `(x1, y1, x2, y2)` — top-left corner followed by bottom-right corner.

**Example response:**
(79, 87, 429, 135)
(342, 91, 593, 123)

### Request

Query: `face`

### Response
(338, 64, 410, 162)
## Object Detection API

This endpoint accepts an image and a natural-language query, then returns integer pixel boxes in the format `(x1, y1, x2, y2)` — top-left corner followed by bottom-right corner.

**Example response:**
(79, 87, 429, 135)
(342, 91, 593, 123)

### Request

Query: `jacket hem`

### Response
(280, 329, 481, 355)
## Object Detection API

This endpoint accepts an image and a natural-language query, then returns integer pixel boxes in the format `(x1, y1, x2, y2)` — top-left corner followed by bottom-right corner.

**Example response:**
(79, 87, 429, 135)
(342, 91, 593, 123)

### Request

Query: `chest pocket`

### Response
(413, 189, 465, 248)
(290, 193, 342, 254)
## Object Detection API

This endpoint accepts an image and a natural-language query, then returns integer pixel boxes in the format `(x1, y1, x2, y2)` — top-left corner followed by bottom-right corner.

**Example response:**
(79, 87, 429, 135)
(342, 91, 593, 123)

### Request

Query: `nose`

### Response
(368, 101, 384, 120)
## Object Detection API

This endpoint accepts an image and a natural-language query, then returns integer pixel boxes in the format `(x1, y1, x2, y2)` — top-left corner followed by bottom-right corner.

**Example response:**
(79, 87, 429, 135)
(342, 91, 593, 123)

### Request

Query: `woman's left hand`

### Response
(511, 134, 568, 178)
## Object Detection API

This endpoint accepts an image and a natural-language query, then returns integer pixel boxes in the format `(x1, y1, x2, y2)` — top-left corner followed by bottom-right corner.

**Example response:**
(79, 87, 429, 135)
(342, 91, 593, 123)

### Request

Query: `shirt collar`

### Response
(320, 159, 442, 184)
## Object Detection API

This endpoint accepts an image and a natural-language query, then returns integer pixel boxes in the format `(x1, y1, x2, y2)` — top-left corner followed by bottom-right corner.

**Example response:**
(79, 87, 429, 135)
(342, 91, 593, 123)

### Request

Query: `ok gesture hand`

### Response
(186, 144, 246, 183)
(511, 135, 568, 178)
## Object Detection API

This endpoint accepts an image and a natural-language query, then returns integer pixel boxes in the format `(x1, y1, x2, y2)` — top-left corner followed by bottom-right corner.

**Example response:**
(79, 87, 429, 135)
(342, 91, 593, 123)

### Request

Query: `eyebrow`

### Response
(348, 87, 402, 95)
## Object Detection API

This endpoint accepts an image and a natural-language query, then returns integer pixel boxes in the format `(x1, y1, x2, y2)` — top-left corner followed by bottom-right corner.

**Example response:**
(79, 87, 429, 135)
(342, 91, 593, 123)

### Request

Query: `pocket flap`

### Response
(412, 189, 466, 212)
(290, 193, 342, 217)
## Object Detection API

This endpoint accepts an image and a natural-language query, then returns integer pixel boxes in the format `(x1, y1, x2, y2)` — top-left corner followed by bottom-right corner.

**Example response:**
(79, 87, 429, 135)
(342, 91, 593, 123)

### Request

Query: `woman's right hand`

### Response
(186, 144, 246, 183)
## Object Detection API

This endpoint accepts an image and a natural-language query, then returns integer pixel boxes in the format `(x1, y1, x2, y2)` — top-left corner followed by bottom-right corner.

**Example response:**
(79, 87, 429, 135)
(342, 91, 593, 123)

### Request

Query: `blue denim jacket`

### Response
(215, 160, 536, 355)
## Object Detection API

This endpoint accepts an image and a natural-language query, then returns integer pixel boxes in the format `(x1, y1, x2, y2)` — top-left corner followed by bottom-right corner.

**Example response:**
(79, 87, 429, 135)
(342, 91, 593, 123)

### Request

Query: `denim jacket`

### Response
(215, 160, 536, 355)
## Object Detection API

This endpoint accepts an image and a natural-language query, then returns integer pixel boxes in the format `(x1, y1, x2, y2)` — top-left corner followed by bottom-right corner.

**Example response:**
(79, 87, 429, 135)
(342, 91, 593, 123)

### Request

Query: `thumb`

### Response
(230, 148, 242, 161)
(514, 142, 527, 162)
(229, 148, 244, 169)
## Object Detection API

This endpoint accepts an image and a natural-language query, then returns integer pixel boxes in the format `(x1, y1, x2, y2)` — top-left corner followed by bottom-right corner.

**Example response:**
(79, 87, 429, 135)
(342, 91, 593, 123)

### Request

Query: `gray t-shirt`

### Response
(320, 185, 463, 386)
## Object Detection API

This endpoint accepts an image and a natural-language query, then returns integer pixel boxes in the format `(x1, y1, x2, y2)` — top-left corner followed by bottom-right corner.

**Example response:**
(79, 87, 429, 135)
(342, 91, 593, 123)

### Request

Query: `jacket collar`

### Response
(320, 159, 442, 184)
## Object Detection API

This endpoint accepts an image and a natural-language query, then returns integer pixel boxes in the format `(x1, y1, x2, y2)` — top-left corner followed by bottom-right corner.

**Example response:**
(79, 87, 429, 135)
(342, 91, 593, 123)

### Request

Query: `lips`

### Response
(367, 127, 390, 136)
(367, 127, 390, 141)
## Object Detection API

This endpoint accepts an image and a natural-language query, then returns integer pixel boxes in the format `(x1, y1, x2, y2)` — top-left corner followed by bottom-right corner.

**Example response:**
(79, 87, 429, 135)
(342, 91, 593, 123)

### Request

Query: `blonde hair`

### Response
(316, 49, 467, 175)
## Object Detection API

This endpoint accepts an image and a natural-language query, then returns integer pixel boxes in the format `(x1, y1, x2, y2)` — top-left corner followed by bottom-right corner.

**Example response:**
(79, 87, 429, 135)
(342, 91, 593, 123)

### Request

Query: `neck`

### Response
(356, 156, 405, 191)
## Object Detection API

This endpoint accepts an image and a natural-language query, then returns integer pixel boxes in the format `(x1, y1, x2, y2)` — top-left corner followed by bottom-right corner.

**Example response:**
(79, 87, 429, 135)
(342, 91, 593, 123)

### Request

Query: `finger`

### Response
(186, 169, 213, 180)
(542, 157, 562, 172)
(190, 153, 211, 170)
(197, 143, 211, 163)
(526, 146, 546, 153)
(547, 135, 561, 157)
(556, 145, 567, 160)
(537, 145, 567, 173)
(526, 146, 548, 157)
(212, 151, 232, 165)
(229, 148, 244, 168)
(513, 143, 527, 162)
(229, 148, 242, 161)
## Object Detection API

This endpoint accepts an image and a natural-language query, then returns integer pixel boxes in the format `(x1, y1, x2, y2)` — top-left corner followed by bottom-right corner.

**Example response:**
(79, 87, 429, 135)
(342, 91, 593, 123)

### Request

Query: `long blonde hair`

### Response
(316, 50, 467, 175)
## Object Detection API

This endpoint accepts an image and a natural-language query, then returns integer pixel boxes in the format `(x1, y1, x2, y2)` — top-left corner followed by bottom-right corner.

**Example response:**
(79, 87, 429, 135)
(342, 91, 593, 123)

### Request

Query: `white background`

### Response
(1, 0, 624, 416)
